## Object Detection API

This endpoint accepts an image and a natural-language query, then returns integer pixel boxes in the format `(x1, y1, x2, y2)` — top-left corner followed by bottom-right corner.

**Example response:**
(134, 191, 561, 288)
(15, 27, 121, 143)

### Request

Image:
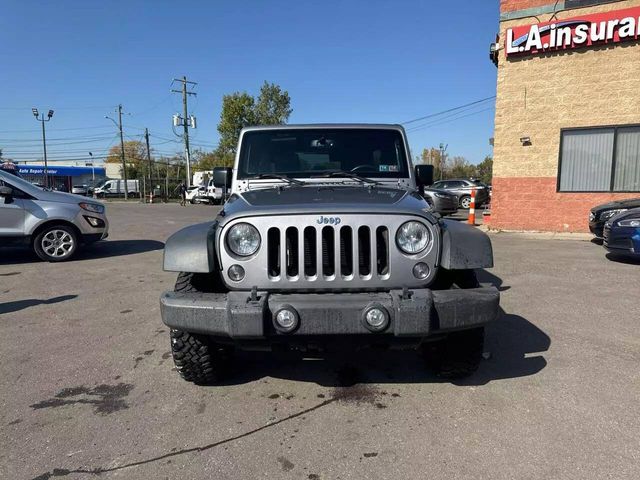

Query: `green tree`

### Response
(216, 81, 292, 155)
(475, 155, 493, 184)
(192, 149, 234, 170)
(216, 92, 256, 155)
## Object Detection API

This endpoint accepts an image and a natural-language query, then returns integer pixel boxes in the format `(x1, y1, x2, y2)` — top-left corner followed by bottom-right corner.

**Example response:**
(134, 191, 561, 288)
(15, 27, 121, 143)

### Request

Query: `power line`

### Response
(400, 96, 496, 125)
(405, 106, 495, 133)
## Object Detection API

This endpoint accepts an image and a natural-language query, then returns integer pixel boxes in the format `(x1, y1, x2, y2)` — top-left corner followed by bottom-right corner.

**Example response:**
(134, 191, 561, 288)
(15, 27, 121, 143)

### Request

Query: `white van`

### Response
(94, 179, 140, 197)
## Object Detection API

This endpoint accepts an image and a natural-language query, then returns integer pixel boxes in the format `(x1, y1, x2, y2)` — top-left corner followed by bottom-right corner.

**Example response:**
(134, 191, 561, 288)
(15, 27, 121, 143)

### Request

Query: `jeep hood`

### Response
(220, 185, 432, 220)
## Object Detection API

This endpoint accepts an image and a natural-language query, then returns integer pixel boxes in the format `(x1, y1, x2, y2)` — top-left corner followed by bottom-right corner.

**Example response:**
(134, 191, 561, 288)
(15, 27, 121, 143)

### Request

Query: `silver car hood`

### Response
(219, 185, 435, 225)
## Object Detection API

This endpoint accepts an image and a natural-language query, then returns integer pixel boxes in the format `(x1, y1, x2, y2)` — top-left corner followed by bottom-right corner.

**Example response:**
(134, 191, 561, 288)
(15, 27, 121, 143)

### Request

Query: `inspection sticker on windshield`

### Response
(379, 165, 398, 172)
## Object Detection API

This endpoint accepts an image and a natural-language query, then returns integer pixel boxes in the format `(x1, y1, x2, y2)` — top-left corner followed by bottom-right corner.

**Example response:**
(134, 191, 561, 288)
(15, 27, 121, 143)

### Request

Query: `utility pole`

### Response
(439, 143, 448, 181)
(171, 76, 197, 187)
(145, 128, 152, 202)
(105, 105, 129, 199)
(32, 108, 54, 188)
(117, 105, 129, 199)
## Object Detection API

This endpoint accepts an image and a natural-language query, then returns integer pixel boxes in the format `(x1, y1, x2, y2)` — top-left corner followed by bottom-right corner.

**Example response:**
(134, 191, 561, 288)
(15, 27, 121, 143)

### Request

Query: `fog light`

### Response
(228, 264, 245, 281)
(412, 262, 430, 279)
(362, 304, 389, 332)
(273, 306, 299, 333)
(83, 216, 104, 228)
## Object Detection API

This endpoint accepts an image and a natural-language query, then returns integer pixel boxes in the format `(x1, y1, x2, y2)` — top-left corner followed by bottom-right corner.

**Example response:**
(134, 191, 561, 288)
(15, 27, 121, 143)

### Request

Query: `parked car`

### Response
(431, 179, 490, 209)
(185, 186, 207, 204)
(94, 179, 140, 197)
(589, 197, 640, 238)
(160, 124, 500, 384)
(603, 207, 640, 259)
(205, 179, 224, 204)
(422, 187, 458, 215)
(0, 170, 108, 261)
(71, 185, 89, 196)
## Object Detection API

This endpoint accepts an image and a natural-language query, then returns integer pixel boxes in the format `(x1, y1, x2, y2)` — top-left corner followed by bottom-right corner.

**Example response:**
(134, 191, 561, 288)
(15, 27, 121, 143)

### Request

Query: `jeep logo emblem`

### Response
(316, 215, 341, 225)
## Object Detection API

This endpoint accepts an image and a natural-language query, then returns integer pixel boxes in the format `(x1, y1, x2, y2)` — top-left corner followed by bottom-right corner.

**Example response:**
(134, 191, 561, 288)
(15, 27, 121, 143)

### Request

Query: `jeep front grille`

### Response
(266, 225, 390, 280)
(219, 214, 439, 291)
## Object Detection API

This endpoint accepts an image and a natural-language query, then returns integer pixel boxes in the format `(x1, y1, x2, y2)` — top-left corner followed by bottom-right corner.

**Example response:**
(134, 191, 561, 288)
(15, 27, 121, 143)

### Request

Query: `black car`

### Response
(603, 208, 640, 259)
(589, 198, 640, 238)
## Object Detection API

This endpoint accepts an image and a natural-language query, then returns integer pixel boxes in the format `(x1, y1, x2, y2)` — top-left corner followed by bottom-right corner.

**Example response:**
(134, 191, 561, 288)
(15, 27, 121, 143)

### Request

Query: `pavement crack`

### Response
(30, 397, 337, 479)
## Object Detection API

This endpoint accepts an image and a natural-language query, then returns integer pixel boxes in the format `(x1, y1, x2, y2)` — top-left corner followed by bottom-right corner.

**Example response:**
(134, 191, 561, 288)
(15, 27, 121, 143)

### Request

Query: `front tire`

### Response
(459, 195, 471, 209)
(33, 224, 78, 262)
(170, 272, 231, 384)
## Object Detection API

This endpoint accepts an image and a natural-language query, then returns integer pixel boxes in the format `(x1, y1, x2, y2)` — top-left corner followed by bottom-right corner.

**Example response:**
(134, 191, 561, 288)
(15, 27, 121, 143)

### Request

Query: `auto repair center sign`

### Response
(506, 6, 640, 57)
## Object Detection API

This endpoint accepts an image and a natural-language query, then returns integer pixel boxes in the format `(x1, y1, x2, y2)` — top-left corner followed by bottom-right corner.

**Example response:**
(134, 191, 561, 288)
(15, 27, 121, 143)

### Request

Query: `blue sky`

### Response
(0, 0, 499, 166)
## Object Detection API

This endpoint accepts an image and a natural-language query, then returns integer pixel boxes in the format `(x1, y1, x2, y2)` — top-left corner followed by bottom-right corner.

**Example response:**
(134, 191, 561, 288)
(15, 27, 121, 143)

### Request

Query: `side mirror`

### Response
(0, 185, 13, 197)
(213, 167, 232, 190)
(415, 165, 434, 188)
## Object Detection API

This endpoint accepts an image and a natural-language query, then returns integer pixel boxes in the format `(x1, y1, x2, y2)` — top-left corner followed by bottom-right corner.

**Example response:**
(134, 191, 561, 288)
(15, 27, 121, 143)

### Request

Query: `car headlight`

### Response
(601, 209, 626, 220)
(618, 218, 640, 228)
(79, 202, 105, 214)
(396, 221, 430, 254)
(588, 212, 595, 222)
(226, 223, 261, 256)
(434, 192, 449, 199)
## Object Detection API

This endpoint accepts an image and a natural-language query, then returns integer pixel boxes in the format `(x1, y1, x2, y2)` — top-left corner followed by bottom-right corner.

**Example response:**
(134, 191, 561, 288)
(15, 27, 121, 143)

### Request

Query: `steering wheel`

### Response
(350, 165, 378, 173)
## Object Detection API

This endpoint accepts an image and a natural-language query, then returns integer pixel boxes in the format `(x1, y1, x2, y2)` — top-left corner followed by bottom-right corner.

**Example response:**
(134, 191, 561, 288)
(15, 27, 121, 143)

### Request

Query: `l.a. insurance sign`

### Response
(505, 6, 640, 57)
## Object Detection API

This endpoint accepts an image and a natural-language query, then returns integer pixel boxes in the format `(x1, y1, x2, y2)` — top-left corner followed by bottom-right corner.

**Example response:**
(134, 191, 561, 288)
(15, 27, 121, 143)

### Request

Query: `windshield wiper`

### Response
(318, 170, 380, 185)
(250, 173, 306, 186)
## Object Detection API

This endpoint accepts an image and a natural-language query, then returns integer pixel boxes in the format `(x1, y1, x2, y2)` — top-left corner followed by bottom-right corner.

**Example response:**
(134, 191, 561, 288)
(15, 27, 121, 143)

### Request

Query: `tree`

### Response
(448, 156, 477, 179)
(216, 81, 292, 155)
(192, 149, 234, 170)
(105, 140, 148, 178)
(475, 155, 493, 185)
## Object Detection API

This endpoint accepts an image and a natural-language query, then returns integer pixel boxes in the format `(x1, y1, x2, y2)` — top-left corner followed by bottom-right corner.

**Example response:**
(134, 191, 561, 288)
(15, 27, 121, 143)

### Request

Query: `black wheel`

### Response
(422, 327, 484, 379)
(459, 195, 471, 209)
(170, 272, 231, 384)
(33, 224, 78, 262)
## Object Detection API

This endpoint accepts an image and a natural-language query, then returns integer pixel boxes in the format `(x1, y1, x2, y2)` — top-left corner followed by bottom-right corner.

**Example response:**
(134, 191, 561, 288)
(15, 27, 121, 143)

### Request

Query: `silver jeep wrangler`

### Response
(160, 125, 499, 383)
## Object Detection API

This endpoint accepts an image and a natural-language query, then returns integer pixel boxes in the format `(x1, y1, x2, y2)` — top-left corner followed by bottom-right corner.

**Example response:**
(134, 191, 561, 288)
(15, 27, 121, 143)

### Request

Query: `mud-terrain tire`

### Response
(422, 327, 484, 379)
(170, 272, 231, 384)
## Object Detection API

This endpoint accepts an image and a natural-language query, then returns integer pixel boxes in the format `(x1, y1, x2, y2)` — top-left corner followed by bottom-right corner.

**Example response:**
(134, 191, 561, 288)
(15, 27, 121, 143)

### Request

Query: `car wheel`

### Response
(189, 199, 195, 204)
(422, 327, 484, 379)
(169, 272, 232, 384)
(459, 195, 471, 209)
(33, 225, 78, 262)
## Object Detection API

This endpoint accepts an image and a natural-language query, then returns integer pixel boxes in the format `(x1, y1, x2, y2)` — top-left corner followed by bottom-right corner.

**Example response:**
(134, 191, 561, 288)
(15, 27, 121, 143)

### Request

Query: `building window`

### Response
(559, 126, 640, 192)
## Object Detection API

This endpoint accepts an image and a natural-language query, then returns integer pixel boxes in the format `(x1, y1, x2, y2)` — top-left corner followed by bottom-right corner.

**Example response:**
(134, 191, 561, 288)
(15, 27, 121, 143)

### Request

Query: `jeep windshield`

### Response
(237, 128, 409, 181)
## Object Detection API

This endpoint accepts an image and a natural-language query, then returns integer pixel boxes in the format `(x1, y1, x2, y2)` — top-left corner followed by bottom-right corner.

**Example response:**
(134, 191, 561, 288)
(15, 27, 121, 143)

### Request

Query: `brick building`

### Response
(492, 0, 640, 231)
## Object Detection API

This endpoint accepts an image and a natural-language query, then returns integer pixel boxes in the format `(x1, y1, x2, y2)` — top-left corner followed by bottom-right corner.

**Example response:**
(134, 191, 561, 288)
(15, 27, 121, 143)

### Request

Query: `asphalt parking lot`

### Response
(2, 203, 639, 480)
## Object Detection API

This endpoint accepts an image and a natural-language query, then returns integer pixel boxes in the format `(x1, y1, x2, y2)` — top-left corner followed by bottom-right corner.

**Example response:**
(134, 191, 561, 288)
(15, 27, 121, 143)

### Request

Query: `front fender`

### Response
(439, 219, 494, 270)
(163, 221, 217, 273)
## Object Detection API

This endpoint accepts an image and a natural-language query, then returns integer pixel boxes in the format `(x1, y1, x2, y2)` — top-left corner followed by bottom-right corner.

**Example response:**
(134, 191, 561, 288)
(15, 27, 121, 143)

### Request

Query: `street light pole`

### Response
(32, 108, 54, 188)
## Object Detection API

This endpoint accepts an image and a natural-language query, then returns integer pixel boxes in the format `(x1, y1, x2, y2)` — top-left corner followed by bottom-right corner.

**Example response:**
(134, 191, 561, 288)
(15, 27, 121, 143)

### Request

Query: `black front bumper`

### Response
(160, 287, 500, 340)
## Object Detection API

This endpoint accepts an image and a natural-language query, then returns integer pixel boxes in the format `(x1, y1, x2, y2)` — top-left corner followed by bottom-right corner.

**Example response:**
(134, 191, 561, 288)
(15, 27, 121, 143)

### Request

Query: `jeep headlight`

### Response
(396, 221, 430, 254)
(227, 223, 261, 256)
